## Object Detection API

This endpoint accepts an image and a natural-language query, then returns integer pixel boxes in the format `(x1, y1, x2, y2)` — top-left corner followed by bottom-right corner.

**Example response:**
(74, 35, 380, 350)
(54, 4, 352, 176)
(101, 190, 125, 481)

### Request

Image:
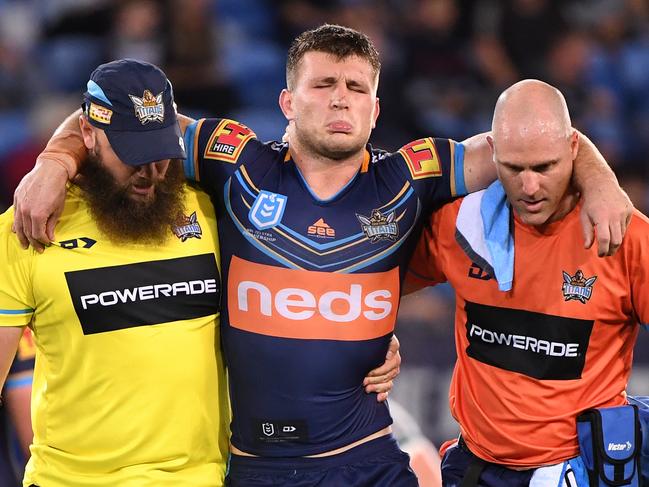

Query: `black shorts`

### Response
(226, 434, 418, 487)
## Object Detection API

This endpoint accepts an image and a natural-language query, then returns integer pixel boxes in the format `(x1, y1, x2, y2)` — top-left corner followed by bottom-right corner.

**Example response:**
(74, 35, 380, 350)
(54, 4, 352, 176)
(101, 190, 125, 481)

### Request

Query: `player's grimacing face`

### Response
(493, 130, 578, 226)
(282, 51, 380, 160)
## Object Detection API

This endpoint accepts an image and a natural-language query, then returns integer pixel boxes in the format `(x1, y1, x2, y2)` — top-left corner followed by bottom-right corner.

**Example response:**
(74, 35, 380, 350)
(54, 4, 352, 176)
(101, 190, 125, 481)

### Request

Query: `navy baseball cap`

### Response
(83, 59, 186, 166)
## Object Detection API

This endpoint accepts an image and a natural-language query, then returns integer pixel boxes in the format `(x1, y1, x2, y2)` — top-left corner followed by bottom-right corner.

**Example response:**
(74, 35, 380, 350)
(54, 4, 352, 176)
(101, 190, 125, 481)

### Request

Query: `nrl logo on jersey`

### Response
(249, 190, 287, 231)
(562, 270, 597, 303)
(129, 89, 164, 124)
(172, 212, 202, 241)
(356, 209, 398, 242)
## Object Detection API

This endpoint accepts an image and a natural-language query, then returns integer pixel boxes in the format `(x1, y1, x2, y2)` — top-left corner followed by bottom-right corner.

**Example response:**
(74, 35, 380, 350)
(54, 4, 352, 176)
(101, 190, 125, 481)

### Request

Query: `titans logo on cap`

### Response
(128, 89, 165, 124)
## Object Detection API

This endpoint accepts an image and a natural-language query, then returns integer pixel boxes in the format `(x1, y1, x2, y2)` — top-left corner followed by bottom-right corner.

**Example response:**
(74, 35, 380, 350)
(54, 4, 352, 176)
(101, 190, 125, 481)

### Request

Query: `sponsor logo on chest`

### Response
(307, 218, 335, 238)
(66, 254, 220, 334)
(464, 301, 594, 380)
(227, 256, 399, 340)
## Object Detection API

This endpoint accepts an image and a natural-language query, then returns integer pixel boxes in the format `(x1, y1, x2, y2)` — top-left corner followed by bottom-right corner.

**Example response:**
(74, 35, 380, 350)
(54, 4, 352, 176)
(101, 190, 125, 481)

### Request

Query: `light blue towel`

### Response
(455, 181, 514, 291)
(480, 181, 514, 291)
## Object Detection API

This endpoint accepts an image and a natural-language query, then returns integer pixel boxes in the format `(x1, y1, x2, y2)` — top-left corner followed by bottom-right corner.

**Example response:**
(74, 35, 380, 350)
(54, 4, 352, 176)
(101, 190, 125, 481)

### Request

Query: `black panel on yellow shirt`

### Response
(65, 253, 220, 334)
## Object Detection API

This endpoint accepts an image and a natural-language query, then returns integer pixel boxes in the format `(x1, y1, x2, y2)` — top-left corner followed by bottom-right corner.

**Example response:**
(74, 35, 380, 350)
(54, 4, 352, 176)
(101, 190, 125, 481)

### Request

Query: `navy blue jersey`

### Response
(184, 118, 466, 456)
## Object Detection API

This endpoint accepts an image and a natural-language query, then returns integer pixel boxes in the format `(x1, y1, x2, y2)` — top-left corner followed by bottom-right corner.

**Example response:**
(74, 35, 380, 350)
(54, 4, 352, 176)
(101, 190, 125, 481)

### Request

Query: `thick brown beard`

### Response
(76, 153, 186, 245)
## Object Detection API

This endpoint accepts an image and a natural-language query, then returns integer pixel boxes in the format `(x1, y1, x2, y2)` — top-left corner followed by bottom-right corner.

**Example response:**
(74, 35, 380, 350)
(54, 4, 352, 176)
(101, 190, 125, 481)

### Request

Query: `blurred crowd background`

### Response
(0, 0, 647, 447)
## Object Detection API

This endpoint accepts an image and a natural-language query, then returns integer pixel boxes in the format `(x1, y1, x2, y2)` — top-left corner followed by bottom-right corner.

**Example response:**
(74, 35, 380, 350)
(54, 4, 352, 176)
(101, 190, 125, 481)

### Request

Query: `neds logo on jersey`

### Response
(228, 256, 398, 340)
(66, 254, 220, 334)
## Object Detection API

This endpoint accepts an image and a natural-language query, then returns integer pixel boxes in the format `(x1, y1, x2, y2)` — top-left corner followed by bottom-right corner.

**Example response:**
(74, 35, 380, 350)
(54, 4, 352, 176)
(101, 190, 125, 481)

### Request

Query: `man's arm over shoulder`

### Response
(12, 109, 86, 251)
(460, 132, 496, 194)
(13, 111, 199, 251)
(572, 131, 633, 257)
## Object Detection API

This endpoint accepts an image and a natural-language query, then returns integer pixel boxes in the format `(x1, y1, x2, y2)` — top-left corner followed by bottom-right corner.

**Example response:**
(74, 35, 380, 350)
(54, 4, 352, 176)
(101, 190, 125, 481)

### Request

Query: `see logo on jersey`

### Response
(307, 218, 335, 238)
(172, 212, 202, 241)
(356, 209, 398, 242)
(562, 270, 597, 303)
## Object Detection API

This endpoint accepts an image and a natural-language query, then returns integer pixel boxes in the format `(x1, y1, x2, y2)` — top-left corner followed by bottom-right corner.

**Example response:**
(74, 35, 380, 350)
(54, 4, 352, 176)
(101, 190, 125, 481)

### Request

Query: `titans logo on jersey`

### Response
(184, 118, 466, 457)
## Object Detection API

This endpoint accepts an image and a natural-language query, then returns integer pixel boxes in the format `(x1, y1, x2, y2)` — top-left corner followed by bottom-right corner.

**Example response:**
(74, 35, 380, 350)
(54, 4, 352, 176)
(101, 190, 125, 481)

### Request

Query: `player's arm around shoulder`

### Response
(459, 132, 496, 194)
(12, 109, 196, 251)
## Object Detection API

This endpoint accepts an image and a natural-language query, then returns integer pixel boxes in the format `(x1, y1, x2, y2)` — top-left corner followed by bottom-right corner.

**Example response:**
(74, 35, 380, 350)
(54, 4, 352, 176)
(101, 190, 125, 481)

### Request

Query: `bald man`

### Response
(406, 80, 649, 487)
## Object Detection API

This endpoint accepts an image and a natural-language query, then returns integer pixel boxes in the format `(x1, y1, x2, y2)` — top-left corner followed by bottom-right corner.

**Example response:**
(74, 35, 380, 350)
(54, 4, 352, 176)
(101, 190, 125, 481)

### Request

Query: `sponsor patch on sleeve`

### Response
(399, 137, 442, 179)
(204, 119, 256, 163)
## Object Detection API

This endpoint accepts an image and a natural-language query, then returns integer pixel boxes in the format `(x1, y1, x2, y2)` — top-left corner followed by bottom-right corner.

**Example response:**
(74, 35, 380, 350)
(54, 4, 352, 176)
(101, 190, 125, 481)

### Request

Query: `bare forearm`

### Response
(572, 130, 619, 194)
(462, 132, 497, 193)
(571, 130, 632, 256)
(40, 108, 86, 179)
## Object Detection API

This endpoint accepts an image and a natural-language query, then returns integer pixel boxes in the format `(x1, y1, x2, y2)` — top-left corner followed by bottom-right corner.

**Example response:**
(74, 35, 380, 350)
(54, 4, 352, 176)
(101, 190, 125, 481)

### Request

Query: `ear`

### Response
(371, 97, 380, 129)
(79, 115, 96, 151)
(279, 89, 294, 121)
(570, 129, 579, 160)
(486, 134, 496, 161)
